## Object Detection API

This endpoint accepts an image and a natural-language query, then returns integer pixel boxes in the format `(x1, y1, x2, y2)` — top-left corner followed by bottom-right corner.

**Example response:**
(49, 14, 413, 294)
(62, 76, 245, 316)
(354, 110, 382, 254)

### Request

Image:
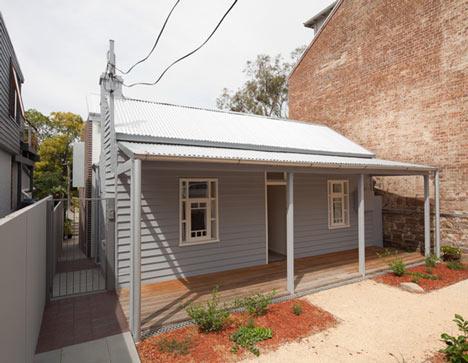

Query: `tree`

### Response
(216, 46, 306, 118)
(25, 110, 84, 199)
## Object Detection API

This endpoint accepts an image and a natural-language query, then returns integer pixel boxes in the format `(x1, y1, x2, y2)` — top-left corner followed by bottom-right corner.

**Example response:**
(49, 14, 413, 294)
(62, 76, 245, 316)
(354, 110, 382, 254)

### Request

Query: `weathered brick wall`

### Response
(289, 0, 468, 250)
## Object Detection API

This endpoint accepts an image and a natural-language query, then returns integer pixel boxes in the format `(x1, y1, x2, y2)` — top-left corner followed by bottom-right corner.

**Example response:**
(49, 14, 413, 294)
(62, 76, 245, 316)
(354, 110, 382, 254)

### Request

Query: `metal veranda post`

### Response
(358, 174, 365, 276)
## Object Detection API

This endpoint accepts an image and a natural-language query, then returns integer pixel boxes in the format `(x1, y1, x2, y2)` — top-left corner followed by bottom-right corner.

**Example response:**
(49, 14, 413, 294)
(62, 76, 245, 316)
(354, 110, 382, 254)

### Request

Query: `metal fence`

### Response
(47, 197, 113, 299)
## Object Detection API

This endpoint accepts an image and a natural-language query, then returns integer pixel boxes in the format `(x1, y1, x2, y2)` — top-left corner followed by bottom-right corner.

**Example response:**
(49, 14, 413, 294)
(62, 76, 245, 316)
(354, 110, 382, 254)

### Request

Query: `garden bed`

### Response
(375, 262, 468, 292)
(137, 299, 336, 362)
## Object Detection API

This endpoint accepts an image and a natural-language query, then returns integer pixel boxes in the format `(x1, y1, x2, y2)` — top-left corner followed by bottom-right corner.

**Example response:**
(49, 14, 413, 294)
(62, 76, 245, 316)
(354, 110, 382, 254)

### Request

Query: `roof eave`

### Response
(130, 152, 436, 174)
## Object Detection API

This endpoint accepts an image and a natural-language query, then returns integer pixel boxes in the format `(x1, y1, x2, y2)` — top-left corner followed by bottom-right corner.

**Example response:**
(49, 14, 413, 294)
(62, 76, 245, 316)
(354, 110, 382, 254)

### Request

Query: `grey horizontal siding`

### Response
(294, 174, 380, 258)
(115, 162, 383, 286)
(115, 164, 267, 286)
(0, 16, 21, 155)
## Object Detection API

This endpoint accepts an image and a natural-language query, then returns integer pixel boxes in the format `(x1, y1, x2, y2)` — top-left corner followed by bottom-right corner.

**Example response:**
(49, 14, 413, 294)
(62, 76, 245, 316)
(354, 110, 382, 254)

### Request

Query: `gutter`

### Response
(131, 153, 436, 174)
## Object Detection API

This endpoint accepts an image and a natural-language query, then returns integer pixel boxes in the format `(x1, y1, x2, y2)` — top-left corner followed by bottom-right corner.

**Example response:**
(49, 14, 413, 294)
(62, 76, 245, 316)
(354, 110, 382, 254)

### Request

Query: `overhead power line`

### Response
(118, 0, 181, 75)
(124, 0, 238, 88)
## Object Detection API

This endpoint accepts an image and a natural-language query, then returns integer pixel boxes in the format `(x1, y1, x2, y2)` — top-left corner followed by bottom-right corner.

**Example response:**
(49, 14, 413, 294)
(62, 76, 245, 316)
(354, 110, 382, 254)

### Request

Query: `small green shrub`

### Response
(441, 245, 462, 261)
(235, 290, 276, 317)
(292, 303, 303, 316)
(376, 248, 398, 259)
(447, 261, 465, 271)
(186, 287, 230, 332)
(230, 325, 272, 356)
(411, 275, 420, 284)
(156, 337, 191, 355)
(440, 314, 468, 363)
(389, 258, 406, 277)
(425, 255, 439, 268)
(409, 272, 439, 281)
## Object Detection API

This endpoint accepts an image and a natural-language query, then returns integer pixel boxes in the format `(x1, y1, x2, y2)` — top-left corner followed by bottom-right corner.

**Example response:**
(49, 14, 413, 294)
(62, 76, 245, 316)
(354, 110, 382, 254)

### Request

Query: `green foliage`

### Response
(409, 272, 439, 280)
(26, 110, 84, 199)
(425, 255, 439, 268)
(411, 275, 420, 284)
(440, 314, 468, 363)
(292, 303, 303, 316)
(389, 258, 406, 277)
(235, 290, 276, 317)
(217, 46, 306, 118)
(230, 324, 272, 356)
(64, 219, 73, 237)
(447, 261, 465, 271)
(156, 336, 191, 356)
(442, 245, 462, 261)
(186, 287, 230, 332)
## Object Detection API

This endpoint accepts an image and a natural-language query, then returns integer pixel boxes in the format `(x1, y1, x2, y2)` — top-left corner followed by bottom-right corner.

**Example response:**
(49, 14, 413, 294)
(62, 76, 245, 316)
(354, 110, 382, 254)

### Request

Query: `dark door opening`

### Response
(267, 185, 286, 263)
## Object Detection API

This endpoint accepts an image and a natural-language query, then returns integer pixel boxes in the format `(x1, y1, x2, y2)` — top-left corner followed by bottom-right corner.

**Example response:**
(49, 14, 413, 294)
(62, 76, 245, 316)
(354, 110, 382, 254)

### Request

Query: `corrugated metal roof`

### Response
(111, 97, 374, 158)
(118, 142, 435, 172)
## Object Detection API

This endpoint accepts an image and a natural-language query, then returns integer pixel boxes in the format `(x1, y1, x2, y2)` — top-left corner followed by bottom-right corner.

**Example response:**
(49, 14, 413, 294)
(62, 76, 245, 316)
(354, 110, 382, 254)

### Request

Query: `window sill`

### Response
(328, 224, 350, 230)
(179, 239, 220, 247)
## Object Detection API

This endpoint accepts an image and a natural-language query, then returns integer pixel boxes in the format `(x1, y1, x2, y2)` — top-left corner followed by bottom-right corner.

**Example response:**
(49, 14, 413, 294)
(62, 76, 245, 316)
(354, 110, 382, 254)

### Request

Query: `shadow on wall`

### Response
(375, 188, 432, 253)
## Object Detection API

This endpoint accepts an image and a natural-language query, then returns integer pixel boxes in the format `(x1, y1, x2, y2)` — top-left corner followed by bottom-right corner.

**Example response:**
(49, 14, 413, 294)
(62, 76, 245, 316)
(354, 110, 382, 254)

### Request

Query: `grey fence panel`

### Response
(0, 197, 50, 363)
(47, 198, 112, 299)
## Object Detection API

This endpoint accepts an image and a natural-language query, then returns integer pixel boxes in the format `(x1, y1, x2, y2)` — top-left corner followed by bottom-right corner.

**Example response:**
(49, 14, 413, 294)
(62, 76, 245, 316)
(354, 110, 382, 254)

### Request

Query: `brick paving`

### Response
(36, 292, 128, 353)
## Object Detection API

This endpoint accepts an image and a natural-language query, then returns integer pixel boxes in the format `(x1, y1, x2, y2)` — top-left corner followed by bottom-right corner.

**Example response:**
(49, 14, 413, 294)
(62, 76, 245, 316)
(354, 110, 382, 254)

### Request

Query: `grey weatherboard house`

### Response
(86, 51, 440, 341)
(0, 12, 38, 218)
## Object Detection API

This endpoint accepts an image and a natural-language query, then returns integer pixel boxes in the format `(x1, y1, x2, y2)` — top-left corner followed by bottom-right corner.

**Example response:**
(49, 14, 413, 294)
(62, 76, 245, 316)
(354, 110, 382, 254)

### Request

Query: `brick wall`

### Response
(289, 0, 468, 250)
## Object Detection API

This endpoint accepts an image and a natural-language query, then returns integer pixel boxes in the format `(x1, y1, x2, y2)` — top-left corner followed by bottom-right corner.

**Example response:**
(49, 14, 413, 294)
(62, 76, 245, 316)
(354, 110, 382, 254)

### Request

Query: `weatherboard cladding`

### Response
(118, 142, 434, 172)
(0, 14, 22, 155)
(112, 97, 374, 157)
(114, 161, 381, 286)
(115, 164, 267, 286)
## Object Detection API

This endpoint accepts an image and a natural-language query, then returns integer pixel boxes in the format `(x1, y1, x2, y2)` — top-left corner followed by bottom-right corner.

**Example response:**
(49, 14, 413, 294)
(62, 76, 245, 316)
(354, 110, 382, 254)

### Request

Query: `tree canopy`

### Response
(26, 110, 84, 199)
(216, 46, 306, 118)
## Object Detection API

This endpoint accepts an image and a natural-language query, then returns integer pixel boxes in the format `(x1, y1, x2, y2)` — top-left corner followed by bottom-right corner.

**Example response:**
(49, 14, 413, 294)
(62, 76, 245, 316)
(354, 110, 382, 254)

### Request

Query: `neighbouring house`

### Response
(86, 43, 439, 339)
(0, 12, 38, 217)
(288, 0, 467, 251)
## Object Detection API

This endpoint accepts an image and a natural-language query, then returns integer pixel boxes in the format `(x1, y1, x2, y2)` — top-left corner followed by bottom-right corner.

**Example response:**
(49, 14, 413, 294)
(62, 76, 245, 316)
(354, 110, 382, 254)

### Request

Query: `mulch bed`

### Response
(375, 262, 468, 292)
(137, 299, 336, 362)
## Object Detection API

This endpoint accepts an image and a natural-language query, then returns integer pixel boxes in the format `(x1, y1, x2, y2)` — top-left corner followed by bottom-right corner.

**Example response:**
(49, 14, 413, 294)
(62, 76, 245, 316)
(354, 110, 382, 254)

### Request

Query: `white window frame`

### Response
(327, 179, 350, 229)
(179, 178, 219, 246)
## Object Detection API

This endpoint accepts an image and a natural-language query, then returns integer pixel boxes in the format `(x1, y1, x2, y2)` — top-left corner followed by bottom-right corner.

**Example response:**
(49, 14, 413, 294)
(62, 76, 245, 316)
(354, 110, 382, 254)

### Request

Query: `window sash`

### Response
(328, 180, 350, 229)
(180, 178, 218, 245)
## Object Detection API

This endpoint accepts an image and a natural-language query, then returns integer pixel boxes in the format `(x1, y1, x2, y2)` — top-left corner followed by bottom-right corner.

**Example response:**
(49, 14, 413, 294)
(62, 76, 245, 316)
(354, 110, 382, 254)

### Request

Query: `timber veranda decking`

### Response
(118, 246, 423, 331)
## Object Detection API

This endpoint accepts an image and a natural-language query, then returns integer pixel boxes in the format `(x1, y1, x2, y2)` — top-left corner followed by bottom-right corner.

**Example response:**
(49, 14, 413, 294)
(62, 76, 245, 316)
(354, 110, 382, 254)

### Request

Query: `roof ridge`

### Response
(119, 96, 329, 129)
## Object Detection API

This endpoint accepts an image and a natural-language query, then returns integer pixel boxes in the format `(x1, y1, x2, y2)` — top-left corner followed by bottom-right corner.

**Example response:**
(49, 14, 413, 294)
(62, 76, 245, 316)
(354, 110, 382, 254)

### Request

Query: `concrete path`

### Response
(34, 332, 140, 363)
(243, 279, 468, 363)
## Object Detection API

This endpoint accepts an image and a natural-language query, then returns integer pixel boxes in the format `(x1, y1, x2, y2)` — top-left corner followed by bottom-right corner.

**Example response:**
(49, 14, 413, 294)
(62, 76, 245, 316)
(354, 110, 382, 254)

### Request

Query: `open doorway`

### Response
(267, 184, 286, 263)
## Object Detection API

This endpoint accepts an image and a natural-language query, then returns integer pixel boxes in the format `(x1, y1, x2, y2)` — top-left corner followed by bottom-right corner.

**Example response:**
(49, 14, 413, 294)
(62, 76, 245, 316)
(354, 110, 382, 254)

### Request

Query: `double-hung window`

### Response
(180, 178, 218, 245)
(327, 180, 350, 229)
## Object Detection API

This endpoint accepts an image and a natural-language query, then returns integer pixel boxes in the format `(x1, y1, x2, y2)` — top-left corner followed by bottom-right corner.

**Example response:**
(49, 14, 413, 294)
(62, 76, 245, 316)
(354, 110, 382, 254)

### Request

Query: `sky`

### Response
(1, 0, 334, 119)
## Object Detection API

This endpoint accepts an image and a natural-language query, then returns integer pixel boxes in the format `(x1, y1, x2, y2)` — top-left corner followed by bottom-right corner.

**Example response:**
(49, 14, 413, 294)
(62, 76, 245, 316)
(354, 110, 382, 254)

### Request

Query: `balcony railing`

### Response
(22, 126, 39, 154)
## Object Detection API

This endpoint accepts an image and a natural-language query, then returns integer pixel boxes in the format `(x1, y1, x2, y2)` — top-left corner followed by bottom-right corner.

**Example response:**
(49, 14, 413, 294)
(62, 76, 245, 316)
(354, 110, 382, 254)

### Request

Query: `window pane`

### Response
(211, 200, 216, 218)
(181, 222, 186, 241)
(182, 181, 187, 198)
(191, 208, 207, 231)
(189, 182, 208, 198)
(211, 220, 217, 239)
(182, 202, 186, 220)
(267, 172, 285, 180)
(211, 181, 216, 198)
(333, 198, 343, 223)
(332, 183, 342, 193)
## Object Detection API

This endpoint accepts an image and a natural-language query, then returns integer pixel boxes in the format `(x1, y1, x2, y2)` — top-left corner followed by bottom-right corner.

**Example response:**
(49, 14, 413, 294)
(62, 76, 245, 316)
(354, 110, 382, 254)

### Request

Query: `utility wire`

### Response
(118, 0, 181, 75)
(124, 0, 238, 88)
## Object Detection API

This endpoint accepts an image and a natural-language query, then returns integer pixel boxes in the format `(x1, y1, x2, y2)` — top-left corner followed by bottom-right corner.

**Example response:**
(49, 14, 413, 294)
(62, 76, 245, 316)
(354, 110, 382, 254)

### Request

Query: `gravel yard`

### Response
(243, 279, 468, 363)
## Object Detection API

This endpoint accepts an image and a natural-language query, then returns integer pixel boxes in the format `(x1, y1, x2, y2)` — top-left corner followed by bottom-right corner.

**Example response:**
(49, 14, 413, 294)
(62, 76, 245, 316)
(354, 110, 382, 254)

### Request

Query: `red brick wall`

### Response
(289, 0, 468, 250)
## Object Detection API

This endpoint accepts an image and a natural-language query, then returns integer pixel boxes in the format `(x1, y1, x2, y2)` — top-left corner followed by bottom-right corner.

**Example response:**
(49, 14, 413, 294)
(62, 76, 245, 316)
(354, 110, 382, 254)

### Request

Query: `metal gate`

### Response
(46, 197, 114, 299)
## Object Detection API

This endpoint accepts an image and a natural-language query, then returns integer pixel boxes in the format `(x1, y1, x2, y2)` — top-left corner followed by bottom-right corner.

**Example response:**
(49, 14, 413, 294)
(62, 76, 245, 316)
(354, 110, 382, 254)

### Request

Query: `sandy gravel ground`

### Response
(243, 279, 468, 363)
